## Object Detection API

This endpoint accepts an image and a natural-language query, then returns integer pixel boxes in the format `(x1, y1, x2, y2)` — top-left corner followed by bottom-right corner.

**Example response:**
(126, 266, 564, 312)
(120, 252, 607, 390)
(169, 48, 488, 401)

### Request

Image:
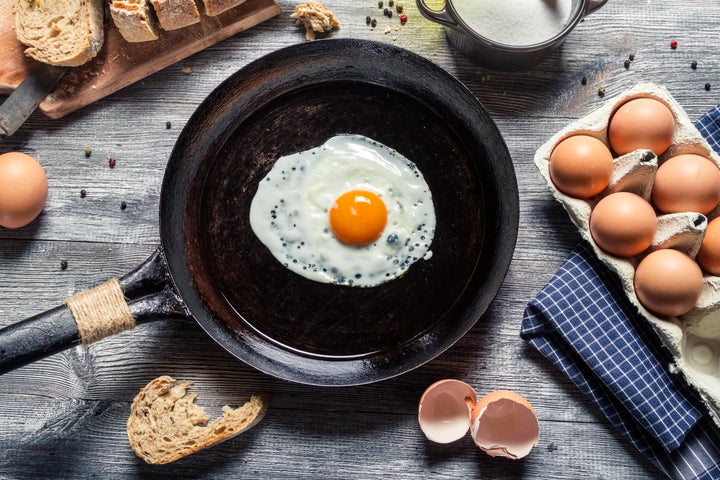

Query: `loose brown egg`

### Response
(469, 390, 540, 460)
(608, 97, 675, 156)
(0, 152, 48, 229)
(549, 135, 614, 199)
(634, 249, 704, 317)
(651, 154, 720, 214)
(697, 217, 720, 275)
(589, 192, 657, 257)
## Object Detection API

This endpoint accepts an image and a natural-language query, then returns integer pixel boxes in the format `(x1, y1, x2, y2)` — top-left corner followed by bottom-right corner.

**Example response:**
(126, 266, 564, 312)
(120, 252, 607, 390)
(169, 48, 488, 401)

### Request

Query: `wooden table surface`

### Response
(1, 0, 718, 478)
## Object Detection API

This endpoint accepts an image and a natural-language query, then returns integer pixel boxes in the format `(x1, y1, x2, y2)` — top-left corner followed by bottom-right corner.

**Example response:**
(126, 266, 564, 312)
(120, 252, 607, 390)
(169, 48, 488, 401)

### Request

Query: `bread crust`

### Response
(127, 375, 268, 465)
(13, 0, 104, 67)
(150, 0, 201, 31)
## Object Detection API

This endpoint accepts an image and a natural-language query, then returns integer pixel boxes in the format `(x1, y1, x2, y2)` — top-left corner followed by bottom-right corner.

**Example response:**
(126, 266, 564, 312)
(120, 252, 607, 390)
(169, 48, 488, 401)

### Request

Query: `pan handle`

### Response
(0, 247, 188, 374)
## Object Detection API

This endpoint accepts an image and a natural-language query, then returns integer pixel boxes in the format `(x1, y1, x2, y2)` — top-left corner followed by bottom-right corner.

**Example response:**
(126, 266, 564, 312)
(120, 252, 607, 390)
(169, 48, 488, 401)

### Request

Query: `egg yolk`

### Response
(329, 190, 387, 245)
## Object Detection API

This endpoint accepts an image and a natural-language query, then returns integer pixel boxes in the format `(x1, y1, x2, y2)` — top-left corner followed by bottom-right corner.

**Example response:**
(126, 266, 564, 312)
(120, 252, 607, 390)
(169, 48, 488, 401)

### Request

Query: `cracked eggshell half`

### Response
(469, 390, 540, 460)
(418, 379, 477, 443)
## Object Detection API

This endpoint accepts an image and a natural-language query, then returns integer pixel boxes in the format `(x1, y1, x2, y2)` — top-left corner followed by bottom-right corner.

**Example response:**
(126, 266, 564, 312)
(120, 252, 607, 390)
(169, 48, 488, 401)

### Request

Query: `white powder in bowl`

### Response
(452, 0, 574, 46)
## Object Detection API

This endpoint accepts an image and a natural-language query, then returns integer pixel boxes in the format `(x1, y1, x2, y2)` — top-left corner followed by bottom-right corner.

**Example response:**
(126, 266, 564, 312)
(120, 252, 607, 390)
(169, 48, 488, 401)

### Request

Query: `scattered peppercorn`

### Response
(384, 7, 389, 15)
(378, 0, 383, 7)
(60, 260, 68, 270)
(399, 13, 408, 24)
(624, 59, 630, 69)
(108, 157, 116, 168)
(670, 39, 678, 49)
(387, 9, 393, 18)
(121, 201, 127, 210)
(388, 0, 393, 6)
(706, 83, 712, 91)
(581, 76, 588, 85)
(366, 15, 371, 24)
(371, 18, 377, 27)
(80, 189, 87, 198)
(629, 53, 635, 61)
(165, 121, 172, 129)
(691, 60, 698, 70)
(598, 87, 606, 97)
(84, 147, 92, 158)
(396, 2, 403, 13)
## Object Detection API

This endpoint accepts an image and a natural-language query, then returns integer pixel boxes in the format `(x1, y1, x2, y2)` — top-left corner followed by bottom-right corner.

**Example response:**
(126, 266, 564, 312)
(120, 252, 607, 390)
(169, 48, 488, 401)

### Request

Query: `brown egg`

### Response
(549, 135, 614, 199)
(589, 192, 657, 257)
(651, 154, 720, 214)
(608, 97, 675, 156)
(634, 249, 704, 317)
(0, 152, 48, 229)
(697, 217, 720, 275)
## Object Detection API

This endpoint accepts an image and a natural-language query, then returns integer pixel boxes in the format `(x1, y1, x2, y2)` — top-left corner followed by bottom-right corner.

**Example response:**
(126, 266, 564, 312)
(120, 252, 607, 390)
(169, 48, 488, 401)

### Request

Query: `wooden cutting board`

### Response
(0, 0, 281, 119)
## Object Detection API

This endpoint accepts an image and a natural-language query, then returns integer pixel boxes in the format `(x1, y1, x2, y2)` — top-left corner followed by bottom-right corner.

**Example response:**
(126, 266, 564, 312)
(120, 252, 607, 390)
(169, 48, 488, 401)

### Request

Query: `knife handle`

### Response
(0, 62, 66, 137)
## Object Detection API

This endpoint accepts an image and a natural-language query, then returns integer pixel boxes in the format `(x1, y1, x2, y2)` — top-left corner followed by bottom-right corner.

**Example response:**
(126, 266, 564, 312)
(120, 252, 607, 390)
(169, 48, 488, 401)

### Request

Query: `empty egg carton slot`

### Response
(535, 82, 720, 426)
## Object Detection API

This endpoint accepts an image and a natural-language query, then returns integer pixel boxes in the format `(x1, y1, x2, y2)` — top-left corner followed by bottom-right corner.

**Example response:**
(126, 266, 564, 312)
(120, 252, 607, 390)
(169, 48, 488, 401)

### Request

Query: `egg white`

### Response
(249, 134, 436, 287)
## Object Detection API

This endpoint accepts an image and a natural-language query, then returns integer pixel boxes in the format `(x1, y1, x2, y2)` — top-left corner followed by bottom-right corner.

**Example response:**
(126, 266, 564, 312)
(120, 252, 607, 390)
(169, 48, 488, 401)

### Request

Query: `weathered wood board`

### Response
(0, 0, 280, 119)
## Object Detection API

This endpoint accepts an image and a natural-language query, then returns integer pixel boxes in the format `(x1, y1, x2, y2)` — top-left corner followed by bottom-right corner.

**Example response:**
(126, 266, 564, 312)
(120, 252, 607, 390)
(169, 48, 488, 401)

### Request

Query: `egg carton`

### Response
(535, 82, 720, 427)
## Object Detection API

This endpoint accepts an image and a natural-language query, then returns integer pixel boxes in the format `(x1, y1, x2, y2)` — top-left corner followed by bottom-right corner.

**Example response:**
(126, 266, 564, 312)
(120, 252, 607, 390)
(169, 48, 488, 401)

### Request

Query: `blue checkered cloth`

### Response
(520, 106, 720, 479)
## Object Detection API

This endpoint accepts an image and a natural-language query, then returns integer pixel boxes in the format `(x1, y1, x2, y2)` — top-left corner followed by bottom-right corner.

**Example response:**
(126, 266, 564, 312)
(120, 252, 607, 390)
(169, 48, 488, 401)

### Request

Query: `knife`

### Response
(0, 62, 66, 137)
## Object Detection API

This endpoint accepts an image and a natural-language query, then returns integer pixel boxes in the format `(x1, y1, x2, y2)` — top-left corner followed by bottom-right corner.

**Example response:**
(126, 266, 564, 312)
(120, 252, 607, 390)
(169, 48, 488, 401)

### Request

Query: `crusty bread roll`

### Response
(127, 375, 268, 465)
(199, 0, 247, 17)
(13, 0, 104, 67)
(110, 0, 160, 43)
(150, 0, 201, 31)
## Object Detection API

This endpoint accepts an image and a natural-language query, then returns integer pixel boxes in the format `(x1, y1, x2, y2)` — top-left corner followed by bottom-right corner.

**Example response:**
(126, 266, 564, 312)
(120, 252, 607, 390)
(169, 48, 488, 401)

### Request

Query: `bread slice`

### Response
(13, 0, 104, 67)
(127, 375, 268, 465)
(110, 0, 160, 42)
(199, 0, 247, 17)
(150, 0, 201, 31)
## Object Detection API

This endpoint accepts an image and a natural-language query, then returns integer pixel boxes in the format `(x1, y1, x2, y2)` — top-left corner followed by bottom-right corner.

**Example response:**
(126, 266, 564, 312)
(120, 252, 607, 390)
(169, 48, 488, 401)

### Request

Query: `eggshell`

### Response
(589, 192, 657, 257)
(634, 249, 704, 318)
(549, 135, 614, 199)
(652, 154, 720, 214)
(697, 217, 720, 276)
(418, 379, 477, 444)
(608, 97, 675, 156)
(0, 152, 48, 229)
(469, 390, 539, 460)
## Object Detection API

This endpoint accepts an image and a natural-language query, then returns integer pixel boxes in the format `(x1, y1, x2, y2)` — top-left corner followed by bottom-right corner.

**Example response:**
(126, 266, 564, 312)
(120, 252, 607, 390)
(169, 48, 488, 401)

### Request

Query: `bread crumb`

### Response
(291, 2, 339, 41)
(181, 66, 192, 74)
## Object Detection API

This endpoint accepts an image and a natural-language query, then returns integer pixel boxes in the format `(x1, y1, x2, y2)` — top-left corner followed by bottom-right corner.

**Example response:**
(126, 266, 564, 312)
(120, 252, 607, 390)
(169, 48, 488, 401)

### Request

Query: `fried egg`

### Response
(249, 134, 436, 287)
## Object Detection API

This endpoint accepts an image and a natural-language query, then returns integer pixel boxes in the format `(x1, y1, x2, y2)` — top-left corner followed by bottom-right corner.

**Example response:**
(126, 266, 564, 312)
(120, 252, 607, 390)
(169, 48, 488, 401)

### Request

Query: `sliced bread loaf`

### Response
(200, 0, 247, 17)
(110, 0, 160, 42)
(13, 0, 104, 67)
(150, 0, 201, 30)
(127, 375, 268, 465)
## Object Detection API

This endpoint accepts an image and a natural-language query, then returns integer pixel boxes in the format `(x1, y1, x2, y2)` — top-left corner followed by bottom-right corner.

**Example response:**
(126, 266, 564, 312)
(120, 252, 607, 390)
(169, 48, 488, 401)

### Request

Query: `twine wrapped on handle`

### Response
(65, 278, 135, 344)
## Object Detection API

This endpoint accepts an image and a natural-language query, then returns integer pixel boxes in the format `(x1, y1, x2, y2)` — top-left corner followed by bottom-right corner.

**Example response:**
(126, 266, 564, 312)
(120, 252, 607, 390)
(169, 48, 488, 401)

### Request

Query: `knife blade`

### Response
(0, 62, 66, 137)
